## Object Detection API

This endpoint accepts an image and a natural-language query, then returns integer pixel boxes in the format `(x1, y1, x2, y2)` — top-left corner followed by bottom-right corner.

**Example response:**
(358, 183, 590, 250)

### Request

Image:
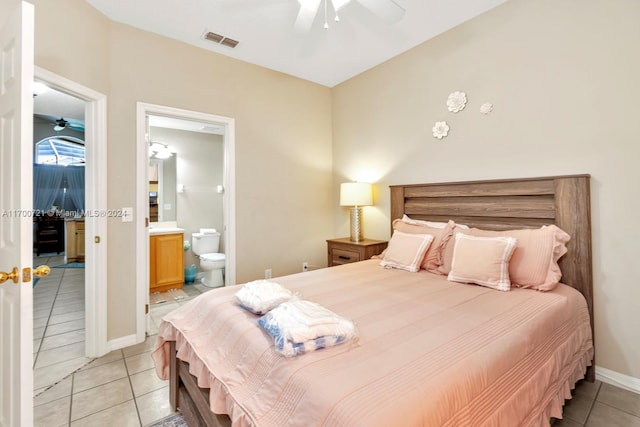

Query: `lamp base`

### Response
(349, 206, 364, 242)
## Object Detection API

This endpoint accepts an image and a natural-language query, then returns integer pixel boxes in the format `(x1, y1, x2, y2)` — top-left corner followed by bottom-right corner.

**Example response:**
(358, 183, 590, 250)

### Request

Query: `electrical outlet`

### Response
(302, 262, 309, 272)
(265, 269, 272, 279)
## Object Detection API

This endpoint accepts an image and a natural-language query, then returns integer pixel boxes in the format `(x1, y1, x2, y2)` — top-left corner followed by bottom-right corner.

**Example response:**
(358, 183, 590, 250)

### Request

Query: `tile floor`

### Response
(553, 379, 640, 426)
(32, 254, 210, 426)
(32, 254, 640, 426)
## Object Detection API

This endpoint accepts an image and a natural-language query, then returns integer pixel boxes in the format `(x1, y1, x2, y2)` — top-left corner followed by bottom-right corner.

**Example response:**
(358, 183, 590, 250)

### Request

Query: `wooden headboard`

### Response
(390, 175, 594, 380)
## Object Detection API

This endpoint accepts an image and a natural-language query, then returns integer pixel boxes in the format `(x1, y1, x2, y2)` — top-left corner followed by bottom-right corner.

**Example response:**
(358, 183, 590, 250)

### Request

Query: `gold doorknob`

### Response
(0, 267, 19, 284)
(33, 265, 51, 278)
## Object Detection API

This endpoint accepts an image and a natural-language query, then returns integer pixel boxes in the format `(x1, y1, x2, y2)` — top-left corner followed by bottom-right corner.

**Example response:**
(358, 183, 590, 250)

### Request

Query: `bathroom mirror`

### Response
(149, 156, 177, 223)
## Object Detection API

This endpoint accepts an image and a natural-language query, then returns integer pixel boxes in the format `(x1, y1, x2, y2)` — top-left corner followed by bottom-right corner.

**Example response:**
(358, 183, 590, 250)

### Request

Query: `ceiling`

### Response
(149, 116, 224, 135)
(33, 84, 86, 132)
(85, 0, 507, 88)
(33, 85, 85, 121)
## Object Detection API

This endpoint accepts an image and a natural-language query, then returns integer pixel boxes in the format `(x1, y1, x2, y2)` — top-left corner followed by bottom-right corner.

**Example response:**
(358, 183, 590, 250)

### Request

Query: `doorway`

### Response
(135, 103, 235, 340)
(33, 68, 108, 379)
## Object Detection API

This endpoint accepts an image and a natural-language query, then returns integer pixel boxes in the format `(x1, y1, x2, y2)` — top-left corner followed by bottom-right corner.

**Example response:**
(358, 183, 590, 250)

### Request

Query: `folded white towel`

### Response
(264, 300, 356, 344)
(280, 300, 341, 327)
(235, 280, 294, 315)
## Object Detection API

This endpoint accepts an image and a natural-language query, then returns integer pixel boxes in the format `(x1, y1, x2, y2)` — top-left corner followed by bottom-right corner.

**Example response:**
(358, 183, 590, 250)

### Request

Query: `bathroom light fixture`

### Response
(154, 147, 172, 159)
(148, 142, 174, 159)
(340, 182, 373, 242)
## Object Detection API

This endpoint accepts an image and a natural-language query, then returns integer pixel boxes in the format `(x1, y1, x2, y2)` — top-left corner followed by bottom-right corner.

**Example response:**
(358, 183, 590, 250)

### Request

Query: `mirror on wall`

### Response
(149, 156, 177, 223)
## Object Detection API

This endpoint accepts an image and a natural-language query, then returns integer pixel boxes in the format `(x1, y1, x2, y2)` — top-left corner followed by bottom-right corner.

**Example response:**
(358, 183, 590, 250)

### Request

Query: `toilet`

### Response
(191, 229, 226, 288)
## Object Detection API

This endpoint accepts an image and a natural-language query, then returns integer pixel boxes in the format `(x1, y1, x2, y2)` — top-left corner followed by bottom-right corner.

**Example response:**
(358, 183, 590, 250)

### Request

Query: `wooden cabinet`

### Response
(326, 238, 388, 267)
(34, 216, 64, 255)
(65, 220, 85, 262)
(150, 233, 184, 293)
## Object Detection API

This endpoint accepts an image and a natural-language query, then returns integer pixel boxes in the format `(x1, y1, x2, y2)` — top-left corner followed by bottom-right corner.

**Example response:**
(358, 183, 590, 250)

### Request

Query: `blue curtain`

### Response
(33, 164, 65, 211)
(33, 164, 85, 212)
(65, 166, 85, 212)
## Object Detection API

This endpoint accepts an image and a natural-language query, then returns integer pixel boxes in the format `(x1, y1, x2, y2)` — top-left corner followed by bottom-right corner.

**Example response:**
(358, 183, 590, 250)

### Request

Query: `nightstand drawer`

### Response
(327, 238, 388, 267)
(331, 248, 361, 265)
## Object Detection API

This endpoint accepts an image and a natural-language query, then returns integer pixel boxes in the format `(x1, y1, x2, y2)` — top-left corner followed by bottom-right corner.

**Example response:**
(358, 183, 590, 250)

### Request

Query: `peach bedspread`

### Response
(152, 260, 593, 427)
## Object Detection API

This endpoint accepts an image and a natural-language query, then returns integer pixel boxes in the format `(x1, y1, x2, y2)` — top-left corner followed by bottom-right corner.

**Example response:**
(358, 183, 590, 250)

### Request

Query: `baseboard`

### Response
(596, 366, 640, 394)
(107, 334, 139, 352)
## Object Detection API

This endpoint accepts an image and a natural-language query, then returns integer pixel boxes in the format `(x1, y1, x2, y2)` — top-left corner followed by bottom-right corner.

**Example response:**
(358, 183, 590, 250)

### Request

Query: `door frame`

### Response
(35, 67, 109, 357)
(135, 102, 236, 341)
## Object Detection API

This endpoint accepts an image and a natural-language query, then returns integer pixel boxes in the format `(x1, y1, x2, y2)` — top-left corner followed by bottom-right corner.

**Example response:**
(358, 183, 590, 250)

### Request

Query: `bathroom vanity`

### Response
(150, 229, 184, 293)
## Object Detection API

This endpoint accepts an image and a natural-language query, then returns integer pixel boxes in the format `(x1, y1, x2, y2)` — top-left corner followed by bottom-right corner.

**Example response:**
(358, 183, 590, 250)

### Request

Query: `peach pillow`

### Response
(402, 215, 469, 229)
(439, 225, 571, 291)
(380, 230, 434, 273)
(447, 234, 518, 292)
(436, 226, 471, 275)
(392, 219, 455, 272)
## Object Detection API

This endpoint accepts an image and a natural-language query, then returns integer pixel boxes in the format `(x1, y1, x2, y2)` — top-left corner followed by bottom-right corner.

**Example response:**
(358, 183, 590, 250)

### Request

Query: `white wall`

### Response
(332, 0, 640, 380)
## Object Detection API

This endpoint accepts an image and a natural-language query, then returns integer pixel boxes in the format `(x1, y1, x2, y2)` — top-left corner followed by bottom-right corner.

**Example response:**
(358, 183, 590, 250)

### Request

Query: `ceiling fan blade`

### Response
(356, 0, 405, 23)
(294, 0, 321, 34)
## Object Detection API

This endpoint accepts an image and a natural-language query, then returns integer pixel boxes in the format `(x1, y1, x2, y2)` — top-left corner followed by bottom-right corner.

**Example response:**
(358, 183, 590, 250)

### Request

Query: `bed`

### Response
(152, 174, 594, 427)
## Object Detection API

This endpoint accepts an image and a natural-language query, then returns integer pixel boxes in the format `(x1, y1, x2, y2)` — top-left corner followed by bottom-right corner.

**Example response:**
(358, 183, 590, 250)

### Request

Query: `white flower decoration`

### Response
(480, 102, 493, 115)
(432, 121, 449, 139)
(446, 91, 467, 113)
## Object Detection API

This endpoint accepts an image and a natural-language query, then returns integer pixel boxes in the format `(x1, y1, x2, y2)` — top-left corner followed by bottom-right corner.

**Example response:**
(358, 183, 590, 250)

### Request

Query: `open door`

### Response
(0, 1, 36, 426)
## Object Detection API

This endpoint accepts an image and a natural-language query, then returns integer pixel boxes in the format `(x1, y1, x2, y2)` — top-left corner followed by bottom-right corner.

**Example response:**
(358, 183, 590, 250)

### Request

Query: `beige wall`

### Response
(332, 0, 640, 378)
(31, 0, 333, 340)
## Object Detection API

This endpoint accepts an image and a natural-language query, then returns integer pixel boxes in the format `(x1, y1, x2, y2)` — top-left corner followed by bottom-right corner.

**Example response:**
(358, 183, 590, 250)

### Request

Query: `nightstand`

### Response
(326, 238, 388, 267)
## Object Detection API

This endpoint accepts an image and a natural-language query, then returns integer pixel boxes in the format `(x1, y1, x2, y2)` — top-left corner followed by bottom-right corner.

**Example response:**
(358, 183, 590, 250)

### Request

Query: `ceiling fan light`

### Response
(53, 125, 65, 132)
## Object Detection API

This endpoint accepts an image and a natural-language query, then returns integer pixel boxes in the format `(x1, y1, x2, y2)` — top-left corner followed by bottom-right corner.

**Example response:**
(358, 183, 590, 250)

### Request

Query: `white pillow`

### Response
(447, 233, 517, 291)
(235, 280, 294, 314)
(380, 230, 434, 273)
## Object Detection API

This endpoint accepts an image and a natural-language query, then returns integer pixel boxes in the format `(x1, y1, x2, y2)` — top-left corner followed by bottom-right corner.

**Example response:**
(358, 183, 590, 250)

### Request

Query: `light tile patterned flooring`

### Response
(32, 256, 640, 426)
(32, 254, 211, 426)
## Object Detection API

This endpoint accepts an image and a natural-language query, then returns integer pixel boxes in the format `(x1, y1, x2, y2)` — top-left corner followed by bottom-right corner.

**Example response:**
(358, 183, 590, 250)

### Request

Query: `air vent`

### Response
(220, 38, 239, 48)
(203, 31, 239, 49)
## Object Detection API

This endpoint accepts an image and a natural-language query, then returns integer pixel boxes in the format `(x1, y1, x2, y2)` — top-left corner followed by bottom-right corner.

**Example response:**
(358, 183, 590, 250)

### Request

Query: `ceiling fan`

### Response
(54, 117, 69, 131)
(295, 0, 405, 33)
(52, 117, 85, 132)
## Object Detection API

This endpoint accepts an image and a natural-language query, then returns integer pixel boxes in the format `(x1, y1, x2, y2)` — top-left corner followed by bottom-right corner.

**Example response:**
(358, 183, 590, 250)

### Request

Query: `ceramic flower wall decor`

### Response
(446, 91, 467, 113)
(432, 121, 449, 139)
(480, 102, 493, 115)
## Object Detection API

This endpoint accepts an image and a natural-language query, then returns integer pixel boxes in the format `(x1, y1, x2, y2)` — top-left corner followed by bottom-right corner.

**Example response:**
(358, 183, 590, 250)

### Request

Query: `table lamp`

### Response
(340, 182, 373, 242)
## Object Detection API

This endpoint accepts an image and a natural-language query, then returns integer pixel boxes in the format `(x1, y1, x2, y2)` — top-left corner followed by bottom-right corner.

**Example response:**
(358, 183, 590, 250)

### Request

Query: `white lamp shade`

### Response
(340, 182, 373, 206)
